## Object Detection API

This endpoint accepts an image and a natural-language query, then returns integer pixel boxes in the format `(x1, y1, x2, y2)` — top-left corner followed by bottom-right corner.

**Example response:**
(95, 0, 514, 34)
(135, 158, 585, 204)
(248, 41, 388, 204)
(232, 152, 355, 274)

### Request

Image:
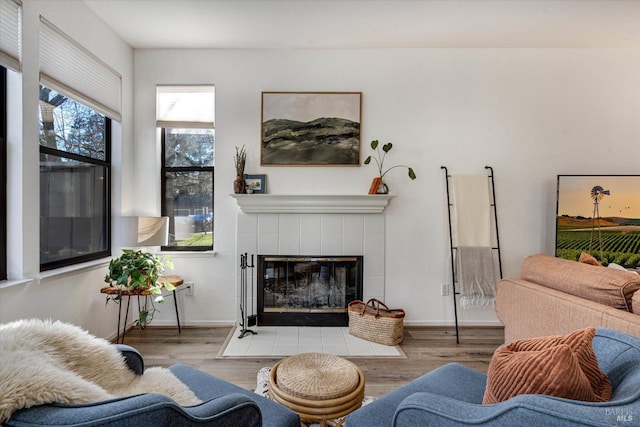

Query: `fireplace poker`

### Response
(248, 254, 257, 327)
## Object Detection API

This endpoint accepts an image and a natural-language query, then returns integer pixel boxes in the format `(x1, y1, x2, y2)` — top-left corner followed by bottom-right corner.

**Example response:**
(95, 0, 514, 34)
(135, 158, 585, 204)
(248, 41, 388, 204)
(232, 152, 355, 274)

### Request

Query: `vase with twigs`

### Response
(233, 145, 247, 194)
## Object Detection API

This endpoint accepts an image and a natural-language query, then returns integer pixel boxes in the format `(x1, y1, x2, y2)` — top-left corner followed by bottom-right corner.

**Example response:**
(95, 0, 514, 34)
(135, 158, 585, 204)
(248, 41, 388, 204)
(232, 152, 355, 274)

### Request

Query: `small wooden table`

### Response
(269, 352, 365, 427)
(100, 275, 184, 344)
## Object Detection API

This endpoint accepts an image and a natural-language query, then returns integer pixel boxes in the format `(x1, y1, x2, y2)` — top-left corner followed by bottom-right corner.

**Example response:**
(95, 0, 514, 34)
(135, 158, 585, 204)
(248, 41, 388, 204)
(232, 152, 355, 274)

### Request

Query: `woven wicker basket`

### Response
(348, 298, 405, 346)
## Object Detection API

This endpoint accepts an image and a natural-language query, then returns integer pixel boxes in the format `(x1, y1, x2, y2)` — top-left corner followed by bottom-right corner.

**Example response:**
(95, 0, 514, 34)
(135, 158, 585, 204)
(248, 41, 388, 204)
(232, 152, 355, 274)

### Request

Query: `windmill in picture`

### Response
(589, 185, 610, 257)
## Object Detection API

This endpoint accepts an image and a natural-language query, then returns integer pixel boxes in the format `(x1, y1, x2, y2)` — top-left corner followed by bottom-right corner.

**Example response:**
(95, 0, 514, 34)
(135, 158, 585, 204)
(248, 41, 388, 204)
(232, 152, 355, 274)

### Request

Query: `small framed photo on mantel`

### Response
(244, 174, 266, 194)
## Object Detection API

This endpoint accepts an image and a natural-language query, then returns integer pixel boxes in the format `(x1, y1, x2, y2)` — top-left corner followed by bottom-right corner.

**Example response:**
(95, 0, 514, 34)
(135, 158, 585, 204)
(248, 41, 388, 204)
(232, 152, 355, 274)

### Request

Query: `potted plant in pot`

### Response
(104, 249, 175, 328)
(364, 139, 416, 194)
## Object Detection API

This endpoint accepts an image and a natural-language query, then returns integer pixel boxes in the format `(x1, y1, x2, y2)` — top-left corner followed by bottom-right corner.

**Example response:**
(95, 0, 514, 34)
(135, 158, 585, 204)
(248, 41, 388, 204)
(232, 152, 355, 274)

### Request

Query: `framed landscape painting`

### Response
(261, 92, 362, 166)
(555, 175, 640, 268)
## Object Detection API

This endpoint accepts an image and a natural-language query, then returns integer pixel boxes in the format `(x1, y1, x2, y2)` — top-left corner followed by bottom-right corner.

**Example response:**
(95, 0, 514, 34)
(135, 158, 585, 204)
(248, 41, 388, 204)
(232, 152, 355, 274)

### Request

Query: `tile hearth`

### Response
(220, 327, 404, 358)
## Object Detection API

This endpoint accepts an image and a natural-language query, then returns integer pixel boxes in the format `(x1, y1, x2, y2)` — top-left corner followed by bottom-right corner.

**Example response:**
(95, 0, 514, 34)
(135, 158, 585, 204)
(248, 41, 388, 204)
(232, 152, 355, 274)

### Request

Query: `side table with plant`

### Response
(104, 249, 175, 328)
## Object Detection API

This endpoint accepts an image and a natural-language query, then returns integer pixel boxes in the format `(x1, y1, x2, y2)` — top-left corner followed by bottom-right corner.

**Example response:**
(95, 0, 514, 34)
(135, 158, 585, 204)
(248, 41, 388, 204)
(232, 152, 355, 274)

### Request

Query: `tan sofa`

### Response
(495, 253, 640, 342)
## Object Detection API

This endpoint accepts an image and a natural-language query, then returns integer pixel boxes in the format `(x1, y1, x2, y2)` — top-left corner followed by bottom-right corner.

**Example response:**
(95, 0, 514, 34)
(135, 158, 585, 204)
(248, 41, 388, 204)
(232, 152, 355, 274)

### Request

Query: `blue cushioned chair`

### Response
(347, 328, 640, 426)
(6, 345, 300, 427)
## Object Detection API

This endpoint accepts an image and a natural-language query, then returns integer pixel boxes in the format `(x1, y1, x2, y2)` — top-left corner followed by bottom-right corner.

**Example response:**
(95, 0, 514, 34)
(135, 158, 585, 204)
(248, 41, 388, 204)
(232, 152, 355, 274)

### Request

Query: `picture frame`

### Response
(555, 175, 640, 268)
(244, 174, 266, 194)
(261, 91, 362, 166)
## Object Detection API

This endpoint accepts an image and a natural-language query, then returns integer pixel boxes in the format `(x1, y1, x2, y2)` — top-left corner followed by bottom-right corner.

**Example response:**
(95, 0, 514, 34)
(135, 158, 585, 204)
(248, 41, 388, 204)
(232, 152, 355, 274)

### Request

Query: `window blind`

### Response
(39, 16, 122, 121)
(0, 0, 21, 71)
(156, 85, 215, 129)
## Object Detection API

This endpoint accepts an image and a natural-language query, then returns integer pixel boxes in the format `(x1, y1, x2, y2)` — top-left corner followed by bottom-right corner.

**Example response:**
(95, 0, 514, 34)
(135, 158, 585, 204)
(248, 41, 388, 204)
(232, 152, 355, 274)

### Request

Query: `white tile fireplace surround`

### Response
(233, 195, 394, 323)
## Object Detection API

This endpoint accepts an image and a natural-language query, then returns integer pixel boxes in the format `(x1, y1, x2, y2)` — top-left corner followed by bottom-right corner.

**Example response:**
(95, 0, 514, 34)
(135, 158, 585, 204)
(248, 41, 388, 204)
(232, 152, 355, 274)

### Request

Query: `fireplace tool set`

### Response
(238, 253, 257, 338)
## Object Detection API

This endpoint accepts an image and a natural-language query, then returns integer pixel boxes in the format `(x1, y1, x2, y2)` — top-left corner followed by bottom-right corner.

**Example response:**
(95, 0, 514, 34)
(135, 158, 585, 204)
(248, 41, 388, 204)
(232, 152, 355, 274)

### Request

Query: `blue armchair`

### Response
(347, 328, 640, 426)
(5, 345, 300, 427)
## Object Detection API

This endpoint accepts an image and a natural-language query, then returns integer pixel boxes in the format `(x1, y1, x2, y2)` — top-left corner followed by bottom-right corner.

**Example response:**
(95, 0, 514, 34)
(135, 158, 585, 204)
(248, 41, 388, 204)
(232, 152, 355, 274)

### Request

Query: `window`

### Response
(161, 128, 214, 250)
(157, 85, 214, 251)
(37, 17, 119, 271)
(39, 85, 110, 270)
(0, 66, 7, 279)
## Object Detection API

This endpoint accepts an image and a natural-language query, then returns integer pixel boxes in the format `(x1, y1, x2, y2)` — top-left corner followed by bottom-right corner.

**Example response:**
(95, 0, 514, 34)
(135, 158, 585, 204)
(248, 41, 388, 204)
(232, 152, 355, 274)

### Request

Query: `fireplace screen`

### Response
(257, 256, 363, 326)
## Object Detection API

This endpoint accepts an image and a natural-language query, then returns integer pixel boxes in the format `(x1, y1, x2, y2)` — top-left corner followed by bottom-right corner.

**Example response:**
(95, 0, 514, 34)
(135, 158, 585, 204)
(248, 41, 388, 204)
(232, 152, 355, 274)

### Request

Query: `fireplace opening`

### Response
(257, 255, 363, 326)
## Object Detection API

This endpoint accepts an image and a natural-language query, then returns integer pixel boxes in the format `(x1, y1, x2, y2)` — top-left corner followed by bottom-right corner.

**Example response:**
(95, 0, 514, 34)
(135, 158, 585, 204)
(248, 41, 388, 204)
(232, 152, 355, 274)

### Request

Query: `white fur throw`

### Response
(0, 319, 202, 423)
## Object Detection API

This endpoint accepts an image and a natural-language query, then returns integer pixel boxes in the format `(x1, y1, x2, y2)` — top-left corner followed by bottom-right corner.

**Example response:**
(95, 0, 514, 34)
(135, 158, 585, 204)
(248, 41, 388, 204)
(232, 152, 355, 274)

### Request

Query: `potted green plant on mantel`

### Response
(365, 139, 416, 194)
(104, 249, 175, 327)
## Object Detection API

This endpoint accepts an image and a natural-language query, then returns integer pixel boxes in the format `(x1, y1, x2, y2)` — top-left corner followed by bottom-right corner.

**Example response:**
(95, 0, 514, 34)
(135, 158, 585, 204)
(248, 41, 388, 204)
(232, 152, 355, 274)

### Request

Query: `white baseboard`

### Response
(402, 320, 504, 327)
(147, 320, 503, 328)
(146, 320, 236, 328)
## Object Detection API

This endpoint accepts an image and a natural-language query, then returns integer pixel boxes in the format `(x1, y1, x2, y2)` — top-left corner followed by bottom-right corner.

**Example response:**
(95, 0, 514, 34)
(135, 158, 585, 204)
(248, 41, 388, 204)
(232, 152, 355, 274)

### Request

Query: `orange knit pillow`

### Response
(483, 327, 611, 404)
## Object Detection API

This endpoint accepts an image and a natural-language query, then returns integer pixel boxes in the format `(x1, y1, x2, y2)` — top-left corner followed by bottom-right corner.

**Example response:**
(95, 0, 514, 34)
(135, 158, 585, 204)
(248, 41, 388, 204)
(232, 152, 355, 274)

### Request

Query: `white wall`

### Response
(135, 47, 640, 326)
(1, 3, 638, 335)
(0, 0, 134, 338)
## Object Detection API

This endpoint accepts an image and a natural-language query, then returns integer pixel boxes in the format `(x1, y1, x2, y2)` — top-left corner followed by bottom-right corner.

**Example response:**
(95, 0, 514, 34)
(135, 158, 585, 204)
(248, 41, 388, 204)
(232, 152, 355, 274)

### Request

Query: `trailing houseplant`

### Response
(364, 139, 416, 193)
(104, 249, 175, 327)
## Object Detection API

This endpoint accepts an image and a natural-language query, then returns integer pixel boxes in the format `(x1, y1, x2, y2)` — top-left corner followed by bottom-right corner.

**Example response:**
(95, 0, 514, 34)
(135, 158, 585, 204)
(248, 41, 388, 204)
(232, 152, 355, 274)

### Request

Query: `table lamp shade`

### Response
(121, 216, 169, 247)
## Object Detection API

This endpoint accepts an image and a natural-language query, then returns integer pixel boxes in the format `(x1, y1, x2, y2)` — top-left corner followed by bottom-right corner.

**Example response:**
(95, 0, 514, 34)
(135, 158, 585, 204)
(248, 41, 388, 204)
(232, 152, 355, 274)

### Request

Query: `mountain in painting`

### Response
(262, 117, 360, 165)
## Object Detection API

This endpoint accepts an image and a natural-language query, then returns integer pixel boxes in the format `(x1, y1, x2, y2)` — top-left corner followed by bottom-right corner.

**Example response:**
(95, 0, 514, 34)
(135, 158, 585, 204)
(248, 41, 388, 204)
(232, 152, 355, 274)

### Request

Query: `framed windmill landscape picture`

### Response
(555, 175, 640, 269)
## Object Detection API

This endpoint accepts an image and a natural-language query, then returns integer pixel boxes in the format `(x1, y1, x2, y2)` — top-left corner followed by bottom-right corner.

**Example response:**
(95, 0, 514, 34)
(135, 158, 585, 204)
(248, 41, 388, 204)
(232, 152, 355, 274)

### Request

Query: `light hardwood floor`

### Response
(122, 325, 504, 397)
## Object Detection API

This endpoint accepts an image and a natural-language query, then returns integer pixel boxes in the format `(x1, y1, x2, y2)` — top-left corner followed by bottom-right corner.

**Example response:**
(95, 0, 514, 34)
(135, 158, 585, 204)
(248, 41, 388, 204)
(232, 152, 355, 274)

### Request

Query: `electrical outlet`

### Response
(441, 283, 450, 296)
(184, 281, 195, 296)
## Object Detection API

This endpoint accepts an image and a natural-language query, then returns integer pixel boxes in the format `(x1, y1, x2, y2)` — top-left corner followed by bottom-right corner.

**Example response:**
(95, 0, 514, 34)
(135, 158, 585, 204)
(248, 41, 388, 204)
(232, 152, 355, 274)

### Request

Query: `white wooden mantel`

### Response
(230, 194, 395, 214)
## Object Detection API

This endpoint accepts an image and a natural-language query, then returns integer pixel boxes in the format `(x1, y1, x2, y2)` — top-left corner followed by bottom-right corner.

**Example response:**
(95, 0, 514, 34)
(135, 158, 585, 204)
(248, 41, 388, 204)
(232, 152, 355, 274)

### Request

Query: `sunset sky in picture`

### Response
(558, 176, 640, 219)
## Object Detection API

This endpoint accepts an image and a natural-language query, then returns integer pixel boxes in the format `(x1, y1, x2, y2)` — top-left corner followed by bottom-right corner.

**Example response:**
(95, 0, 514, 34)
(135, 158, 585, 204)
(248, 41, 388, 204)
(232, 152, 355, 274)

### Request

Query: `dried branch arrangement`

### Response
(234, 145, 246, 177)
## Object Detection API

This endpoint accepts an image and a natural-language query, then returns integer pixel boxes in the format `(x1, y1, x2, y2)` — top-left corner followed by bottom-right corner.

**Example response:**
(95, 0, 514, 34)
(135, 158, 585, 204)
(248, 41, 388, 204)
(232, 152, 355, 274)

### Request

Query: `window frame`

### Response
(38, 90, 111, 271)
(0, 66, 7, 279)
(160, 128, 214, 252)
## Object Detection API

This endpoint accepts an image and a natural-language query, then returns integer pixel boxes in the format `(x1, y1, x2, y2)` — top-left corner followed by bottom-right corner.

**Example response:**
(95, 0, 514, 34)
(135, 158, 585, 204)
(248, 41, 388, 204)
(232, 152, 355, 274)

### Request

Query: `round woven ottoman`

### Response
(269, 352, 365, 427)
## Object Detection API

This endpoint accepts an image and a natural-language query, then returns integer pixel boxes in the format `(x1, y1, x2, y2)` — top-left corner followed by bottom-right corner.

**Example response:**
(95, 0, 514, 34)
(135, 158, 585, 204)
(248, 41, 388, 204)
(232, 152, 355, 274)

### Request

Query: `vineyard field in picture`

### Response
(556, 218, 640, 268)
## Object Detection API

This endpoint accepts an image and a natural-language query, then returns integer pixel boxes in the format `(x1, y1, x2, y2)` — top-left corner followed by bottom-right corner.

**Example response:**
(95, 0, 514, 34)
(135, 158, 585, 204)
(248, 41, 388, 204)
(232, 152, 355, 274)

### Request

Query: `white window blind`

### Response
(39, 16, 122, 121)
(156, 85, 215, 129)
(0, 0, 21, 71)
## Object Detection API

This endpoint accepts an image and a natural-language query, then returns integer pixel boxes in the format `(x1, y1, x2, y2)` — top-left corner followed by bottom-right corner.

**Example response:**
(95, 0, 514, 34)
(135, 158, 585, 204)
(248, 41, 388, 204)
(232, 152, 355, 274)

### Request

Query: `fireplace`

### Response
(234, 196, 392, 329)
(257, 255, 363, 326)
